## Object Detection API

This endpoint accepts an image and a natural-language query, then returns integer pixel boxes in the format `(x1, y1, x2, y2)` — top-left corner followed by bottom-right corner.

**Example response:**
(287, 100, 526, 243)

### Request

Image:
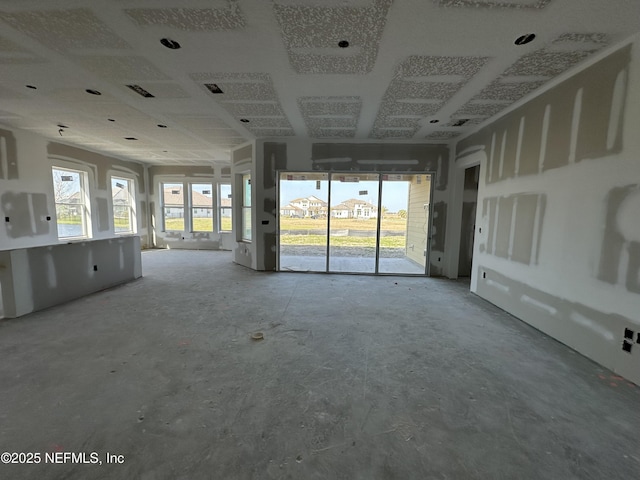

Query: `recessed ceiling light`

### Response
(429, 119, 439, 124)
(124, 137, 138, 140)
(514, 33, 536, 46)
(86, 89, 102, 95)
(160, 38, 181, 50)
(240, 118, 250, 123)
(157, 124, 167, 128)
(25, 84, 37, 89)
(338, 40, 349, 48)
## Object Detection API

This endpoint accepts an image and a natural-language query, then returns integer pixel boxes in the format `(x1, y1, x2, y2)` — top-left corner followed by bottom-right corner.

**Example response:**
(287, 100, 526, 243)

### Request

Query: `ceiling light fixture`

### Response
(160, 38, 181, 50)
(25, 85, 37, 89)
(86, 89, 102, 95)
(338, 40, 350, 48)
(514, 33, 536, 45)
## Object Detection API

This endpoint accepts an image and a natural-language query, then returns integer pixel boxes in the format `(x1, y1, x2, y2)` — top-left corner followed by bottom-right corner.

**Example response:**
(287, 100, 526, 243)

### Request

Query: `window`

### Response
(52, 167, 90, 239)
(111, 176, 136, 234)
(162, 183, 184, 231)
(219, 184, 232, 232)
(191, 183, 213, 232)
(242, 174, 251, 241)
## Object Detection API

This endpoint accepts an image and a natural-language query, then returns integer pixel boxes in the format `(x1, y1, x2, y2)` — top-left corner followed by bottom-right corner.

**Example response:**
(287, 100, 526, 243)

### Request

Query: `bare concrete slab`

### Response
(0, 249, 638, 479)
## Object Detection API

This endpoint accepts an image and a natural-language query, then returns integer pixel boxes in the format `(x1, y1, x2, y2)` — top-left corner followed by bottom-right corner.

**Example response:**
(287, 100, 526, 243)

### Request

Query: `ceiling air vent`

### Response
(451, 119, 469, 127)
(204, 84, 224, 94)
(126, 84, 155, 98)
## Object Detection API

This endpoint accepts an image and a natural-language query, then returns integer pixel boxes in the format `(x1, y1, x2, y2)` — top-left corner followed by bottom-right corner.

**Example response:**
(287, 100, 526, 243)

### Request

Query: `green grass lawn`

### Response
(164, 217, 232, 232)
(281, 234, 405, 248)
(280, 216, 405, 231)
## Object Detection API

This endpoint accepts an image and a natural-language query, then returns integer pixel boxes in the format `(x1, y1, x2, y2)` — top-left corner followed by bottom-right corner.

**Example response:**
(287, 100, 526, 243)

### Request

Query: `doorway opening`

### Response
(278, 172, 432, 275)
(458, 165, 480, 278)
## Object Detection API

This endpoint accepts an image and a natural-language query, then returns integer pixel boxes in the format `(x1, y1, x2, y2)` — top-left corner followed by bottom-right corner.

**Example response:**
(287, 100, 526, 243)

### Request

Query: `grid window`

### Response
(52, 167, 90, 239)
(191, 183, 213, 232)
(162, 183, 184, 231)
(242, 174, 251, 241)
(111, 176, 136, 234)
(219, 184, 232, 232)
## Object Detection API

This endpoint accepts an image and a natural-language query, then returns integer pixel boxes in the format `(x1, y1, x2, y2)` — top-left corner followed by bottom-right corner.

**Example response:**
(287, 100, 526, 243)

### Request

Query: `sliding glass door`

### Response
(328, 173, 380, 273)
(278, 171, 432, 275)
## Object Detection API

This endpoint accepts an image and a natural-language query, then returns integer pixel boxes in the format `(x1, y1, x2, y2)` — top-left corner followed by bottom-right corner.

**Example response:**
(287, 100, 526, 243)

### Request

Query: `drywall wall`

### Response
(248, 139, 451, 274)
(148, 165, 233, 251)
(456, 37, 640, 384)
(0, 125, 148, 250)
(0, 236, 141, 318)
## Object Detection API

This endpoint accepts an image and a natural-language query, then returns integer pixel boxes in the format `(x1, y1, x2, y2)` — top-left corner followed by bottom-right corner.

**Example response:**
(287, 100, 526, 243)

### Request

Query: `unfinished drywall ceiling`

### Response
(0, 0, 637, 165)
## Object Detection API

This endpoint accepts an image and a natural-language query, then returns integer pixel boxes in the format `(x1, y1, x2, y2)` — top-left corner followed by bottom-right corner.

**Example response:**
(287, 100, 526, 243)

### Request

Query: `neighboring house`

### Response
(289, 195, 328, 217)
(280, 203, 305, 217)
(331, 198, 378, 219)
(164, 187, 212, 218)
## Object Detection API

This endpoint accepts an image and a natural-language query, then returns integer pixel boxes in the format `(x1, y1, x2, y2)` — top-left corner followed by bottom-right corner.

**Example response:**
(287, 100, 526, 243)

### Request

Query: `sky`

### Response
(280, 179, 410, 212)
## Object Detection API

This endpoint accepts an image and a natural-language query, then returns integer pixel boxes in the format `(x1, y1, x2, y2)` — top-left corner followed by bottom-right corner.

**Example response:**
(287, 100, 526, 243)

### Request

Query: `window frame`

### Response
(52, 166, 92, 240)
(190, 182, 214, 233)
(161, 182, 186, 232)
(218, 183, 232, 233)
(110, 175, 136, 235)
(241, 173, 252, 242)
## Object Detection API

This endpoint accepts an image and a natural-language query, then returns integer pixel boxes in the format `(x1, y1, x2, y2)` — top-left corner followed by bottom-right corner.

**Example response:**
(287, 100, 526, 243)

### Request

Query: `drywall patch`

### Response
(477, 266, 637, 382)
(263, 143, 288, 189)
(1, 192, 49, 238)
(431, 202, 447, 253)
(96, 198, 110, 232)
(457, 44, 630, 182)
(598, 185, 640, 295)
(0, 8, 130, 51)
(140, 201, 148, 229)
(311, 143, 449, 185)
(480, 193, 545, 265)
(0, 128, 18, 180)
(273, 0, 393, 74)
(125, 1, 246, 31)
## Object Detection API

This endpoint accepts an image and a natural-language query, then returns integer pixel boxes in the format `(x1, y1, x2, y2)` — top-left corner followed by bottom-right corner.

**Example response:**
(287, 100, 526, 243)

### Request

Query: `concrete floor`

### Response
(0, 249, 638, 480)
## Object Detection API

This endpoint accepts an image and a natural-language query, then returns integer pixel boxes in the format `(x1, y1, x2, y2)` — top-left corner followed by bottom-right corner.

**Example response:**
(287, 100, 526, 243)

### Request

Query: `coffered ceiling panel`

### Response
(0, 0, 636, 165)
(124, 1, 246, 31)
(298, 96, 361, 138)
(273, 0, 393, 74)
